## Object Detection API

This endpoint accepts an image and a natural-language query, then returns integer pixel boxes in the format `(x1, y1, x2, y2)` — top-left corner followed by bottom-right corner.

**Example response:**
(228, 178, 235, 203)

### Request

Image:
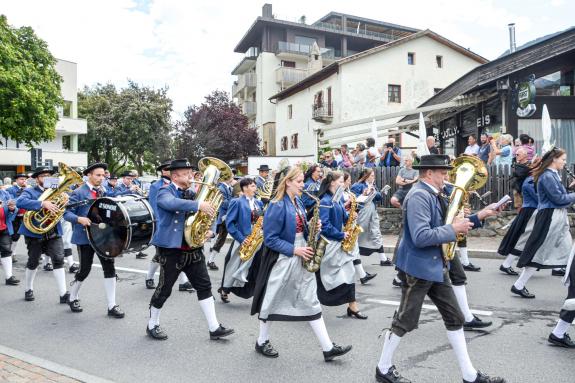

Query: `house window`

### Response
(388, 85, 401, 103)
(63, 100, 72, 117)
(291, 133, 298, 149)
(436, 55, 443, 68)
(281, 60, 296, 68)
(407, 52, 415, 65)
(288, 104, 293, 119)
(281, 136, 288, 151)
(314, 90, 324, 108)
(434, 88, 443, 95)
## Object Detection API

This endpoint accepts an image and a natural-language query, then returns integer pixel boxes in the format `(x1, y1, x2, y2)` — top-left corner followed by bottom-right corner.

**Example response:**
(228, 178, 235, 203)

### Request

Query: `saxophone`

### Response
(238, 214, 263, 262)
(302, 191, 328, 273)
(341, 192, 363, 253)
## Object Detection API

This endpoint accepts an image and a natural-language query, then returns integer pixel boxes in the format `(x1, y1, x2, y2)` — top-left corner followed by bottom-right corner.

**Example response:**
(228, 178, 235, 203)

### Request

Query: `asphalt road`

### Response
(1, 239, 572, 383)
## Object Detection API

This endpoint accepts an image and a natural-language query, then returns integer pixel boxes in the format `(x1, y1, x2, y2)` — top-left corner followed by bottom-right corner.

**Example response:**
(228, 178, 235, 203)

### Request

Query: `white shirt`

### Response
(464, 144, 480, 155)
(421, 180, 440, 195)
(247, 196, 256, 211)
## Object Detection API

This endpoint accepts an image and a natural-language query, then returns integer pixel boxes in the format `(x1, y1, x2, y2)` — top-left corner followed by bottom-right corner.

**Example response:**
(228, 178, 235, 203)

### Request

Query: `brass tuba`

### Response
(441, 155, 488, 261)
(184, 157, 232, 248)
(23, 162, 84, 235)
(341, 192, 363, 253)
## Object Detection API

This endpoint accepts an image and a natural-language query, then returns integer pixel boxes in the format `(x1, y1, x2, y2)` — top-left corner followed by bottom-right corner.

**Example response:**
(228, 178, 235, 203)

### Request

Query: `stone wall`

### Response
(378, 207, 575, 237)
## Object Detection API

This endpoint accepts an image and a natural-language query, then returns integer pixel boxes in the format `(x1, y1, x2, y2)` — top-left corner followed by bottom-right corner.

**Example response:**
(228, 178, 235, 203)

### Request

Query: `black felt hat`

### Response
(83, 162, 108, 176)
(166, 159, 194, 171)
(412, 155, 453, 170)
(108, 174, 118, 180)
(156, 160, 172, 172)
(257, 164, 270, 171)
(14, 173, 28, 179)
(31, 167, 56, 178)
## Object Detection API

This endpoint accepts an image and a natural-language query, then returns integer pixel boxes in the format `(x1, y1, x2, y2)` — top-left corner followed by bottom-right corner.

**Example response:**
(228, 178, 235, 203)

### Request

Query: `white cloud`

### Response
(1, 0, 573, 118)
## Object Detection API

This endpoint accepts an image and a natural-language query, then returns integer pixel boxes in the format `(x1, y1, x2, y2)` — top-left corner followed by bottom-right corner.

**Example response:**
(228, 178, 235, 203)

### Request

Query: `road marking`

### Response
(93, 264, 156, 275)
(365, 298, 493, 316)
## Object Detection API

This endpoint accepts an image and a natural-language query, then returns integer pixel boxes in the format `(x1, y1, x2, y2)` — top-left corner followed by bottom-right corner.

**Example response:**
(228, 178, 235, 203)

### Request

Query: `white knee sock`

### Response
(377, 331, 401, 374)
(452, 285, 474, 322)
(459, 247, 469, 266)
(257, 320, 270, 346)
(199, 297, 219, 331)
(65, 255, 75, 265)
(552, 319, 571, 338)
(53, 268, 67, 296)
(513, 267, 536, 290)
(146, 261, 159, 280)
(103, 277, 117, 309)
(502, 254, 515, 269)
(446, 329, 477, 382)
(1, 257, 13, 279)
(69, 280, 82, 301)
(25, 268, 37, 291)
(308, 318, 333, 351)
(208, 249, 217, 263)
(379, 252, 388, 262)
(178, 272, 189, 284)
(148, 307, 161, 330)
(354, 263, 367, 279)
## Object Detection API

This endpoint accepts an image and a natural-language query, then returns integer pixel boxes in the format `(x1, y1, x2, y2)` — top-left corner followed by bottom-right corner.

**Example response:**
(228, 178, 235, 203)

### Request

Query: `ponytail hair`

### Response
(532, 147, 566, 184)
(318, 170, 343, 199)
(272, 167, 303, 203)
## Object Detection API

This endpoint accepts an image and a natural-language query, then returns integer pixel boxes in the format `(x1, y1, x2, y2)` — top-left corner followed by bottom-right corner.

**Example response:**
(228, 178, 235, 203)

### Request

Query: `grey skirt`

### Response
(319, 240, 356, 291)
(259, 234, 322, 321)
(357, 202, 383, 251)
(222, 240, 259, 289)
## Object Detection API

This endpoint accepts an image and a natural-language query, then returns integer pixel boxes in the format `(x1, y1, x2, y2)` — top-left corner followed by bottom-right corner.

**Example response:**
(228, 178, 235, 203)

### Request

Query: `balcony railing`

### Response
(275, 67, 307, 86)
(234, 73, 257, 97)
(242, 101, 257, 117)
(55, 117, 87, 134)
(312, 103, 333, 122)
(312, 21, 402, 42)
(274, 41, 341, 60)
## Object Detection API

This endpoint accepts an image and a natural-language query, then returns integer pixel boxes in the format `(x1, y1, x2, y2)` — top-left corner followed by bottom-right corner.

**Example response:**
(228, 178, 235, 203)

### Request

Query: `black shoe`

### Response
(499, 265, 518, 276)
(347, 307, 368, 320)
(464, 315, 492, 330)
(179, 282, 194, 292)
(60, 292, 70, 304)
(5, 276, 20, 285)
(463, 371, 506, 383)
(392, 278, 405, 288)
(43, 263, 53, 271)
(69, 264, 79, 273)
(323, 343, 352, 362)
(217, 287, 230, 303)
(463, 263, 481, 272)
(107, 305, 125, 318)
(136, 252, 147, 259)
(24, 289, 34, 301)
(376, 365, 411, 383)
(552, 268, 566, 276)
(209, 324, 234, 340)
(380, 259, 393, 267)
(207, 261, 219, 271)
(548, 332, 575, 348)
(511, 285, 535, 298)
(147, 325, 168, 340)
(255, 340, 279, 358)
(145, 279, 155, 289)
(68, 299, 83, 313)
(360, 272, 377, 285)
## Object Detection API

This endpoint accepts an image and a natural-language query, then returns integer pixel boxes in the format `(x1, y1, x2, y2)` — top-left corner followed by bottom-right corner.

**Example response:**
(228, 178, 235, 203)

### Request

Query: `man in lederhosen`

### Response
(7, 173, 28, 263)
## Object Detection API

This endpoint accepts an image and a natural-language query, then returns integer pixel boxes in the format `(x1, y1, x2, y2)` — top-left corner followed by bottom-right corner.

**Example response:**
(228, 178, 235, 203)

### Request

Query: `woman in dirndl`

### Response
(218, 177, 263, 303)
(350, 168, 392, 266)
(315, 171, 367, 319)
(510, 147, 575, 299)
(250, 166, 352, 361)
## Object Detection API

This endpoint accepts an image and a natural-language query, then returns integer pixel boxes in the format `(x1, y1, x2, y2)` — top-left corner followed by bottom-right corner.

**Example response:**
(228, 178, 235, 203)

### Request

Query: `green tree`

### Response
(0, 15, 62, 145)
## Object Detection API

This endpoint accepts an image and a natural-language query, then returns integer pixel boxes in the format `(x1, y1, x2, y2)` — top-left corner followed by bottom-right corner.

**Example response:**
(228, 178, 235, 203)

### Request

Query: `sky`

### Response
(1, 0, 573, 119)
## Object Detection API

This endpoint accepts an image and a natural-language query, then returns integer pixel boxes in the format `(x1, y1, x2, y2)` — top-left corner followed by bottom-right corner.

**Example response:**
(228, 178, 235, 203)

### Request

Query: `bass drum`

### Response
(87, 195, 155, 258)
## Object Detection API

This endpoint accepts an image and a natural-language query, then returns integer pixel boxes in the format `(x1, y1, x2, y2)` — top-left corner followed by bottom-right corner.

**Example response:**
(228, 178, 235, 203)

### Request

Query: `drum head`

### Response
(87, 197, 130, 258)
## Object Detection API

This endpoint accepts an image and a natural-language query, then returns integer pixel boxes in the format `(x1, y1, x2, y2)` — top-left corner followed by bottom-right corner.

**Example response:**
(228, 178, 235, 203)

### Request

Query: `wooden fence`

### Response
(347, 164, 575, 210)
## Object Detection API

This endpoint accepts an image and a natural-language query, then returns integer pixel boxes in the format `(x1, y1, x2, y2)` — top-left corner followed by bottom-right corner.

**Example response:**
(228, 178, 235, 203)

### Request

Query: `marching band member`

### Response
(316, 171, 367, 319)
(350, 169, 392, 266)
(510, 148, 575, 299)
(104, 174, 119, 195)
(16, 167, 69, 303)
(250, 166, 351, 361)
(302, 164, 322, 213)
(7, 173, 28, 262)
(207, 176, 234, 271)
(375, 155, 505, 383)
(117, 171, 147, 259)
(64, 163, 129, 316)
(342, 172, 376, 285)
(218, 177, 263, 303)
(549, 242, 575, 348)
(255, 164, 270, 190)
(146, 159, 233, 341)
(0, 188, 18, 285)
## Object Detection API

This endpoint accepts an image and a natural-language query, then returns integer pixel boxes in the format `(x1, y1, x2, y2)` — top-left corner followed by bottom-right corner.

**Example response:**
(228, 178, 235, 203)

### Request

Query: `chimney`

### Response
(508, 23, 516, 53)
(262, 3, 272, 18)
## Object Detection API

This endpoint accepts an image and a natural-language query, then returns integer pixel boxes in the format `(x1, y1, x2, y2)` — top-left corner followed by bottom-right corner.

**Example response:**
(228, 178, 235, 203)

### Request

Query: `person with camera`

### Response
(379, 138, 401, 168)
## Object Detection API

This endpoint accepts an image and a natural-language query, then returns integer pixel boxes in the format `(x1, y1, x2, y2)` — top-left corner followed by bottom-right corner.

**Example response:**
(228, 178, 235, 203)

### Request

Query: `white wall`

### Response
(55, 59, 78, 118)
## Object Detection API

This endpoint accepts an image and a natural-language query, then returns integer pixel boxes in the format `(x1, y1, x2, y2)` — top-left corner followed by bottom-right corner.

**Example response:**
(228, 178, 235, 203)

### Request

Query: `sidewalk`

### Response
(382, 235, 503, 259)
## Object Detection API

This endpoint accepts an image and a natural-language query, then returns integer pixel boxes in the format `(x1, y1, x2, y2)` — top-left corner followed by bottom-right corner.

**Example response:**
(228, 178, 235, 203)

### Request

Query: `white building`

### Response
(269, 30, 488, 156)
(0, 59, 87, 177)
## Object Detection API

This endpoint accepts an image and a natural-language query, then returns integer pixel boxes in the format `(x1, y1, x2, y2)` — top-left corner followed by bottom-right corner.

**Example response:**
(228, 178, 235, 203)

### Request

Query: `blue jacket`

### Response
(0, 190, 17, 235)
(522, 176, 538, 209)
(302, 178, 320, 210)
(536, 169, 575, 209)
(263, 195, 308, 257)
(226, 196, 263, 243)
(148, 177, 170, 215)
(319, 192, 348, 241)
(116, 182, 134, 194)
(255, 175, 266, 190)
(395, 182, 481, 283)
(350, 181, 382, 207)
(16, 186, 64, 238)
(216, 182, 233, 225)
(7, 185, 27, 200)
(151, 183, 199, 249)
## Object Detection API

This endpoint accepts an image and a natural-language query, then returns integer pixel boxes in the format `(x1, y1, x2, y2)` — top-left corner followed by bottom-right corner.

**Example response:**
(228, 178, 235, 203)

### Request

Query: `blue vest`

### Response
(536, 169, 575, 209)
(319, 192, 347, 241)
(16, 186, 64, 238)
(263, 195, 308, 257)
(226, 195, 263, 243)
